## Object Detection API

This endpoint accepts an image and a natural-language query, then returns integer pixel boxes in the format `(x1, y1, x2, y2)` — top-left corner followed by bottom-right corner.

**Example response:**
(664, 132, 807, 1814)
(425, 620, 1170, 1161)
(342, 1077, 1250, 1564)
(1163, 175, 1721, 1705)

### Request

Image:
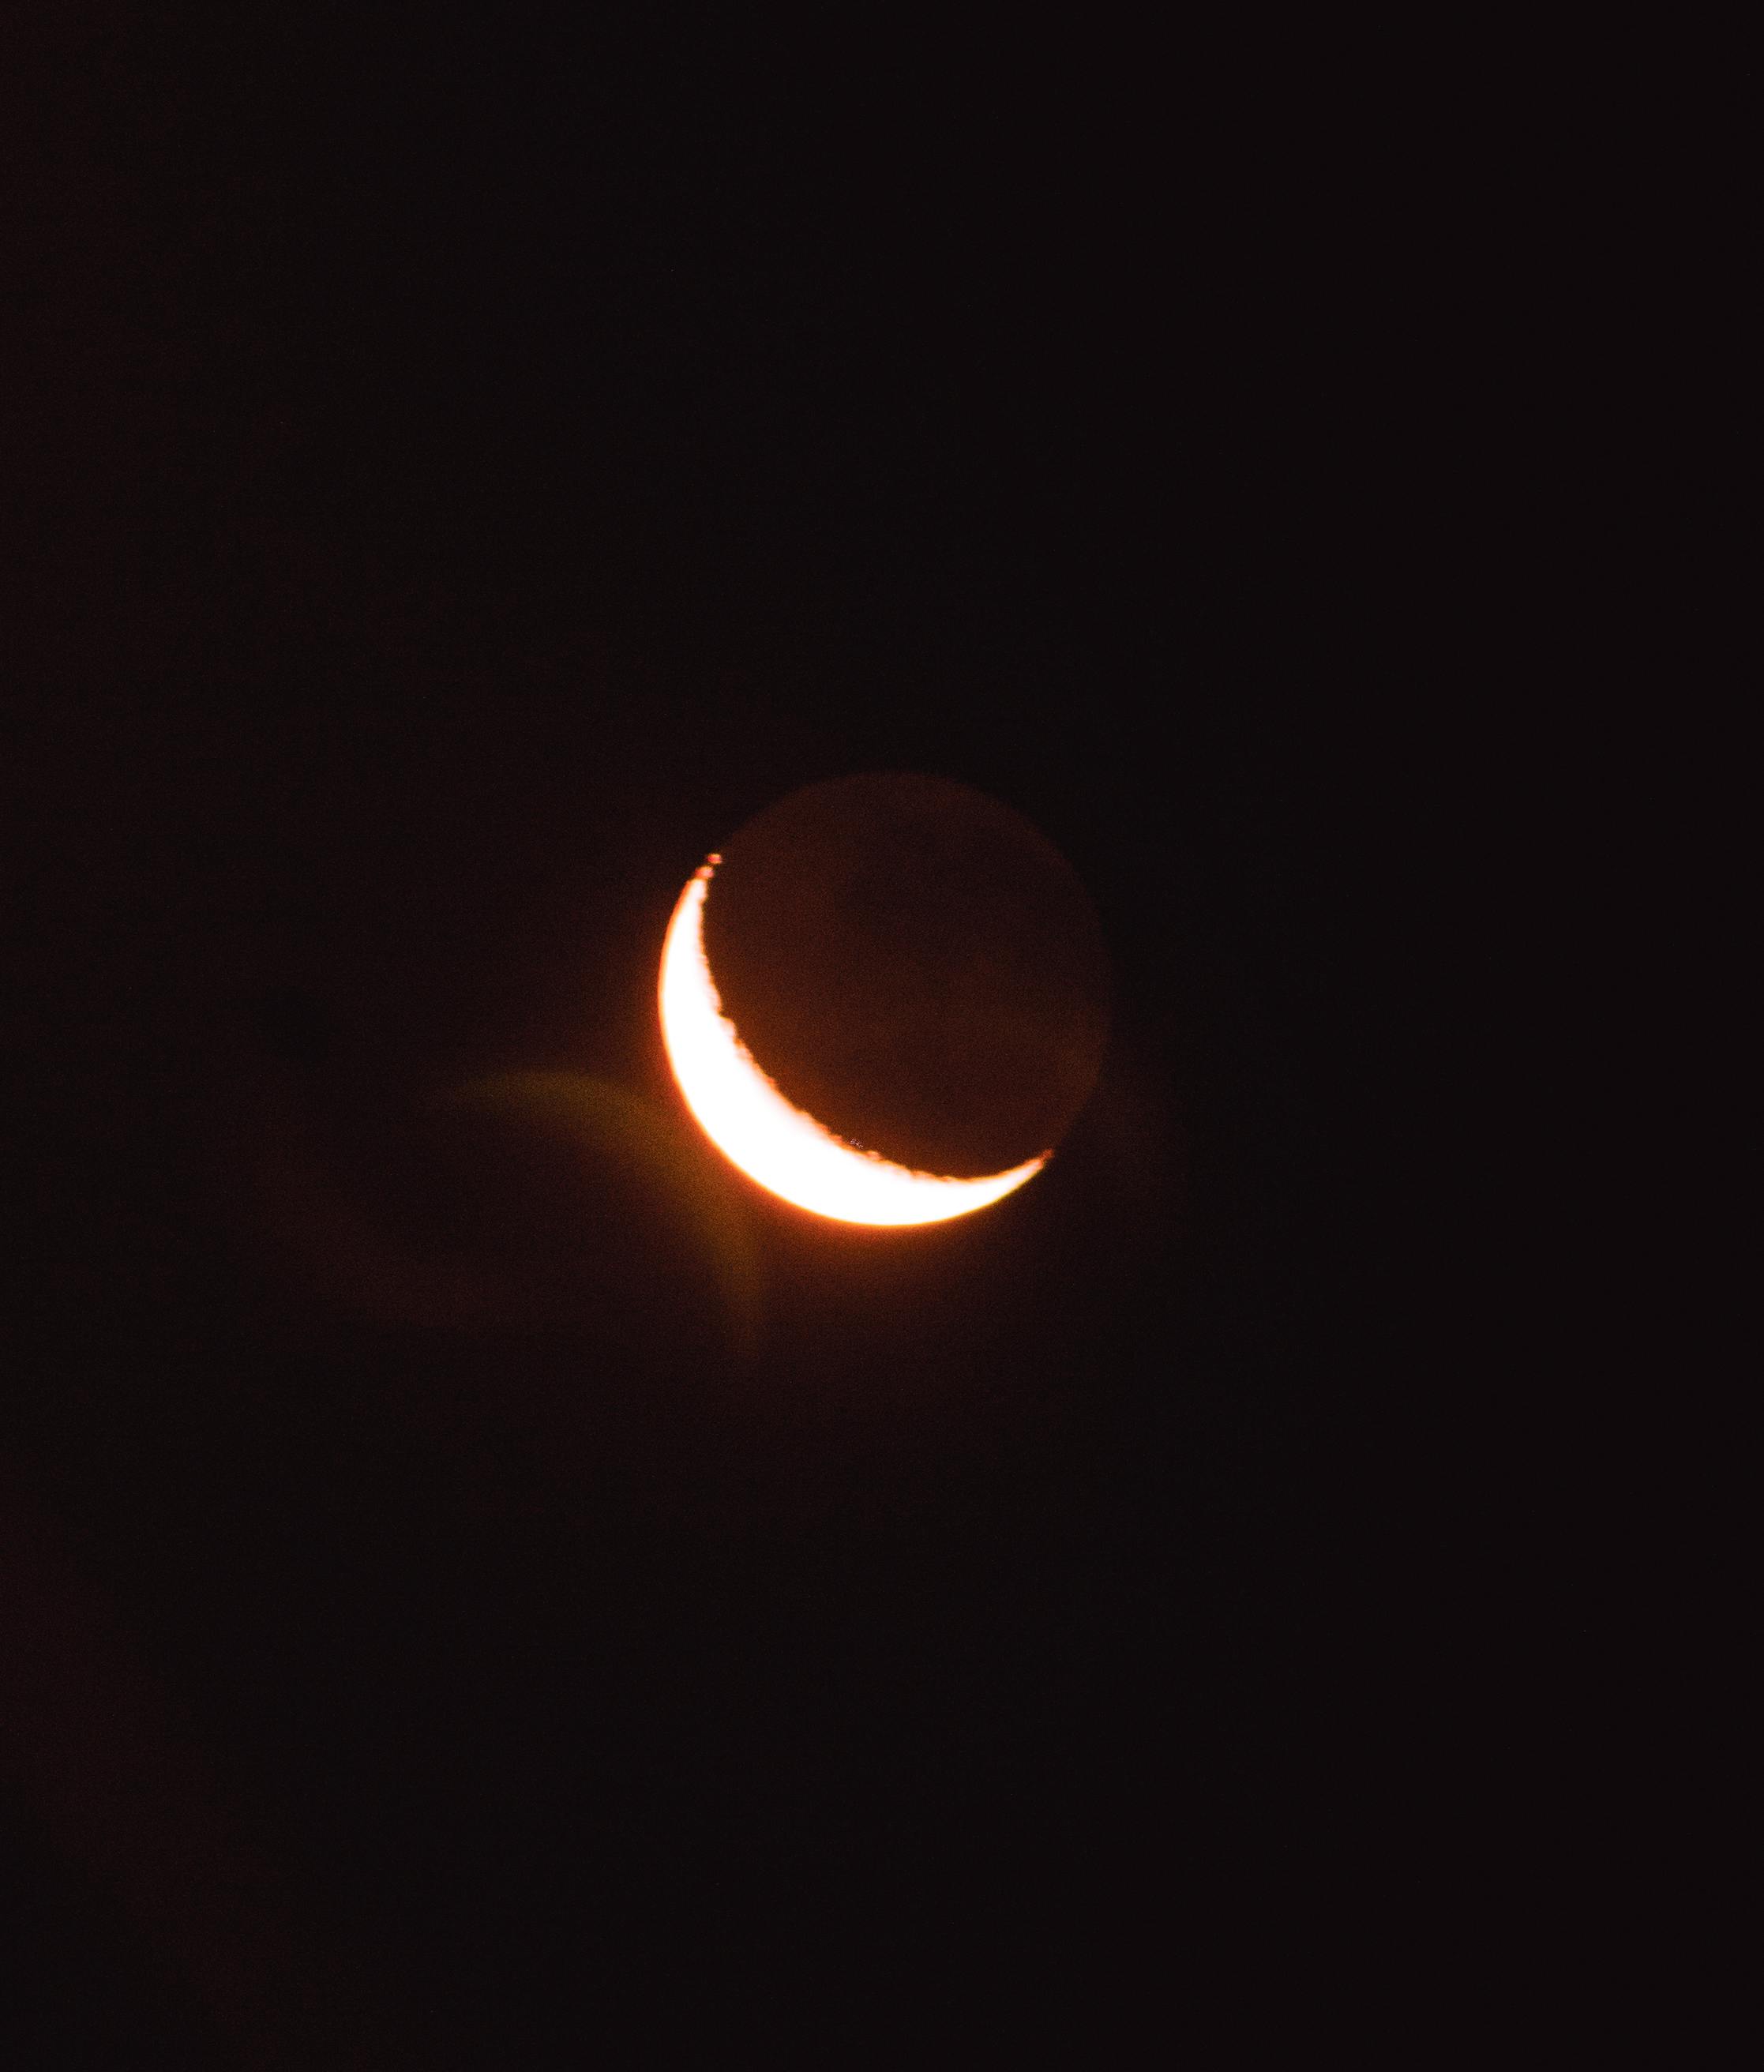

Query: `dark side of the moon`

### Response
(700, 774, 1113, 1179)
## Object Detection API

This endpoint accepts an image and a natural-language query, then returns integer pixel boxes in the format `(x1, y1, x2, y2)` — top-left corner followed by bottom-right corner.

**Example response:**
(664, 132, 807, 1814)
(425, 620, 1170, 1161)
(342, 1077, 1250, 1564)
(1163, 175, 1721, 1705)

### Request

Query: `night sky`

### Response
(2, 9, 1507, 2063)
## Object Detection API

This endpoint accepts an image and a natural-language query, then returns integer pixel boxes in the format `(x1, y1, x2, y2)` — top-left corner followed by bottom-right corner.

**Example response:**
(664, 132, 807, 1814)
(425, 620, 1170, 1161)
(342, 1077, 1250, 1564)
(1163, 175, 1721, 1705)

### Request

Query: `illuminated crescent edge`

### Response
(659, 859, 1048, 1226)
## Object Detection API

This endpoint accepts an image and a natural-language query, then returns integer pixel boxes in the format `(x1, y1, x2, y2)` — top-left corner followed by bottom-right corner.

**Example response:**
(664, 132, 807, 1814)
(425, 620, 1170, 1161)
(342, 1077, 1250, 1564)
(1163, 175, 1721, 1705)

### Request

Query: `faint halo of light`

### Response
(658, 860, 1047, 1227)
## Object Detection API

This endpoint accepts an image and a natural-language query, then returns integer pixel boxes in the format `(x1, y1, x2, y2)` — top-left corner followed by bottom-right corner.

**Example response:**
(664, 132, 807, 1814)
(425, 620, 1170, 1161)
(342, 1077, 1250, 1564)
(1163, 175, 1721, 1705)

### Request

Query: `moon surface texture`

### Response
(659, 774, 1111, 1228)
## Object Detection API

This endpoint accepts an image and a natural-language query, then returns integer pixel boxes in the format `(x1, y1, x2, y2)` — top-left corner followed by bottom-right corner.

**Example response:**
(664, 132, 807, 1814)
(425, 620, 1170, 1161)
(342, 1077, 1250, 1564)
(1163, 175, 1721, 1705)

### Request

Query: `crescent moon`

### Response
(659, 860, 1048, 1227)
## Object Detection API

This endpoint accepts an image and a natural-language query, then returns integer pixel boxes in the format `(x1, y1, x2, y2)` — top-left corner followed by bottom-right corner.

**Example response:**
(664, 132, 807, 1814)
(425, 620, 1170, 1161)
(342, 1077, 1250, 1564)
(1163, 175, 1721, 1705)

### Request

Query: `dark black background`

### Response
(1, 7, 1533, 2062)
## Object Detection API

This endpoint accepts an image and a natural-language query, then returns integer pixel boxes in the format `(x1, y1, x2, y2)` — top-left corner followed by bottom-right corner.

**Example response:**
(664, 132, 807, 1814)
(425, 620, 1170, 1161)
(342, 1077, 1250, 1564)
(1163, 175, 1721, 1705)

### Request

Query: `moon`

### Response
(659, 859, 1048, 1226)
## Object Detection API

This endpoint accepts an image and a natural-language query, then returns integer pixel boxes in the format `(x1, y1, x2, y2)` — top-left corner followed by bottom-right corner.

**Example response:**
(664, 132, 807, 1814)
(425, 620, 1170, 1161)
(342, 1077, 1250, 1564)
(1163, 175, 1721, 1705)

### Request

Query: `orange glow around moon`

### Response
(659, 860, 1048, 1226)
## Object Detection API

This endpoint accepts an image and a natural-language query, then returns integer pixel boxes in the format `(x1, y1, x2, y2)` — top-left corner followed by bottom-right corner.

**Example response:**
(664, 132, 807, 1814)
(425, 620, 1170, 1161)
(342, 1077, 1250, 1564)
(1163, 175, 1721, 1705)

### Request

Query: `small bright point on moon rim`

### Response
(659, 858, 1049, 1227)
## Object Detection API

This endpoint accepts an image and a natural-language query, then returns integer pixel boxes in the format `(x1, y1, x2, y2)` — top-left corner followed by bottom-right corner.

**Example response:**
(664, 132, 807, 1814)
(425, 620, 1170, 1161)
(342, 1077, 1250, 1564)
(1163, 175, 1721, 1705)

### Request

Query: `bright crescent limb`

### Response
(658, 863, 1047, 1227)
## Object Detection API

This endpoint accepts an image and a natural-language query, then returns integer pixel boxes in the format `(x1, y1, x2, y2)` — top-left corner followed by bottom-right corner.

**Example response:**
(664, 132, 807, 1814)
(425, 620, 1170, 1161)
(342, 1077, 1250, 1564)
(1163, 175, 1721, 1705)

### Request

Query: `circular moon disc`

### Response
(659, 860, 1048, 1226)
